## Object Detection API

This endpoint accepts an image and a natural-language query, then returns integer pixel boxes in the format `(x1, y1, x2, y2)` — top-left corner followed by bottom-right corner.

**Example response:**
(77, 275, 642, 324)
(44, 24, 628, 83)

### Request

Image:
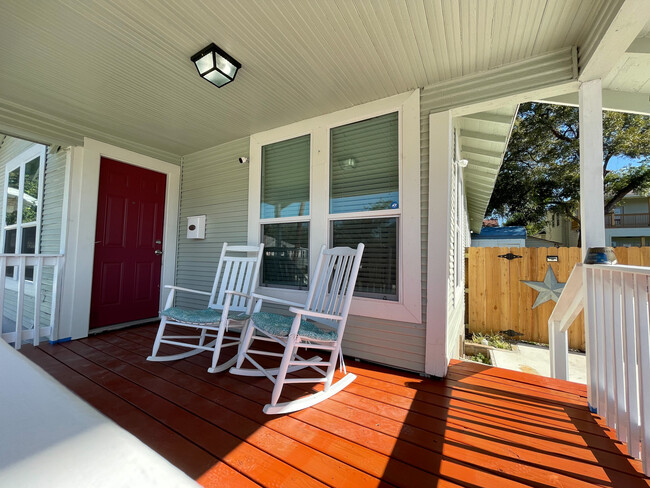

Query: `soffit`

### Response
(540, 18, 650, 114)
(0, 0, 611, 157)
(603, 20, 650, 94)
(457, 105, 519, 233)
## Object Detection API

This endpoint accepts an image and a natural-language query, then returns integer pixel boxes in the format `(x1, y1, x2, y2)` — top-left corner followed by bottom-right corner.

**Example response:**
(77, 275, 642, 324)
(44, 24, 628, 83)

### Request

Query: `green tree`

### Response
(487, 102, 650, 240)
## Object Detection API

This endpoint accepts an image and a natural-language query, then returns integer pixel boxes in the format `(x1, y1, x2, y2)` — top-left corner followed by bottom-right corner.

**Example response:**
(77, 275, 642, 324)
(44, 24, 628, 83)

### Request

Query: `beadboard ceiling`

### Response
(2, 0, 646, 160)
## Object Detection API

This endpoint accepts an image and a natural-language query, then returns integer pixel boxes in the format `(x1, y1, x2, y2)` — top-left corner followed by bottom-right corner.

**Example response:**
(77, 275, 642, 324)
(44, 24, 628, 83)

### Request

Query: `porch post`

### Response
(579, 78, 605, 410)
(426, 110, 453, 378)
(578, 79, 606, 255)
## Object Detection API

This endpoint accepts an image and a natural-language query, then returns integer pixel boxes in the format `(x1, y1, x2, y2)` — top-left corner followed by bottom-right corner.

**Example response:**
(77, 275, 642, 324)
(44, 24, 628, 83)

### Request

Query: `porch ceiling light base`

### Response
(191, 43, 241, 88)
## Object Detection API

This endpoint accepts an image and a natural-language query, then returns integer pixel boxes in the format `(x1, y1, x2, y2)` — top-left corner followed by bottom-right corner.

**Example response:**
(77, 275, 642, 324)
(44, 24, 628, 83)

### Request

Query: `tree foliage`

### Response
(487, 102, 650, 236)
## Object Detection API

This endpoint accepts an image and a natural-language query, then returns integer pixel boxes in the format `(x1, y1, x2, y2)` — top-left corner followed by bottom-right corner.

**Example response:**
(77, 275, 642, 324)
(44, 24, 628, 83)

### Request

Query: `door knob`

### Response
(154, 250, 163, 255)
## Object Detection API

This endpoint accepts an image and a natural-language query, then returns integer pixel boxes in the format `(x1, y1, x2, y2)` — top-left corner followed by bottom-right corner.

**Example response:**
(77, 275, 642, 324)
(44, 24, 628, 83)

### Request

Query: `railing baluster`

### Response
(595, 268, 608, 420)
(603, 269, 618, 427)
(612, 271, 628, 442)
(624, 272, 640, 458)
(33, 258, 42, 347)
(0, 257, 5, 344)
(15, 256, 26, 350)
(635, 273, 650, 473)
(50, 258, 63, 341)
(584, 267, 598, 410)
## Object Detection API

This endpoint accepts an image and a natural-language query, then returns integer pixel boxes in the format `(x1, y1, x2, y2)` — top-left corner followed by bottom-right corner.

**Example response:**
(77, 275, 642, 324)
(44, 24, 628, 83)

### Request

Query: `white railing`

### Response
(550, 262, 650, 473)
(548, 264, 584, 380)
(0, 254, 64, 349)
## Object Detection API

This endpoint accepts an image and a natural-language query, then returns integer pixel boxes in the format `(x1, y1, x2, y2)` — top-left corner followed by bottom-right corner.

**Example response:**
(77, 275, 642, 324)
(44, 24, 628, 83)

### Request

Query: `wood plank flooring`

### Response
(18, 323, 650, 487)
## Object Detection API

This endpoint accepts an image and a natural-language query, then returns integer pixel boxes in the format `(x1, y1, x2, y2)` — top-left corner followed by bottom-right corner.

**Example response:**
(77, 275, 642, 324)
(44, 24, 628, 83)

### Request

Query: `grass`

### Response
(466, 352, 491, 365)
(470, 332, 513, 350)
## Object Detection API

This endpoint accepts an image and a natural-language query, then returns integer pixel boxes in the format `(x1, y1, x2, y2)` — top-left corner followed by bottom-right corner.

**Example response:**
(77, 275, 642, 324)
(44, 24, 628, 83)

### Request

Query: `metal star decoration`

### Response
(521, 265, 566, 309)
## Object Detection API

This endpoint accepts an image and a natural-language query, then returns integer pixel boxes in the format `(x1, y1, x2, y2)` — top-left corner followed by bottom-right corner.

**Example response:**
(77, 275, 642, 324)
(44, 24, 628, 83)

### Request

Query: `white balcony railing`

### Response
(550, 262, 650, 473)
(0, 254, 64, 349)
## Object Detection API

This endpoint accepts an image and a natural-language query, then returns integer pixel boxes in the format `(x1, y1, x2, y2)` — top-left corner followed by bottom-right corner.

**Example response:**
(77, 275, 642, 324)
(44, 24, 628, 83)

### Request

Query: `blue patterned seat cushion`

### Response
(162, 307, 249, 325)
(251, 311, 338, 341)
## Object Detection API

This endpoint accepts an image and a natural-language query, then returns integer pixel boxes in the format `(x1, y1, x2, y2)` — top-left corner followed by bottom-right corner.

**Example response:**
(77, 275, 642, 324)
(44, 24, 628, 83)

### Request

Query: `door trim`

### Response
(59, 138, 180, 341)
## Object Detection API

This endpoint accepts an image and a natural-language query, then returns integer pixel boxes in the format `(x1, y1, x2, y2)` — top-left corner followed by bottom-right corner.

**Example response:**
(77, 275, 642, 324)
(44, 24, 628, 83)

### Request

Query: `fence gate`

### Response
(468, 246, 585, 350)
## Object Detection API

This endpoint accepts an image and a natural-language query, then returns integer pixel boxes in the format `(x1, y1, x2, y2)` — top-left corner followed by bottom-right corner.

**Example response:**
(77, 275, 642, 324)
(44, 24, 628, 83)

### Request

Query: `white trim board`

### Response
(426, 111, 454, 378)
(58, 138, 180, 340)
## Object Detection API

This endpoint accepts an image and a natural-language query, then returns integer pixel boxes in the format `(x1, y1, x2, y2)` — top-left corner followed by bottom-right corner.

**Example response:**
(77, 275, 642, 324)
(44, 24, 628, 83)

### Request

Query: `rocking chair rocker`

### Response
(148, 243, 264, 373)
(230, 244, 364, 414)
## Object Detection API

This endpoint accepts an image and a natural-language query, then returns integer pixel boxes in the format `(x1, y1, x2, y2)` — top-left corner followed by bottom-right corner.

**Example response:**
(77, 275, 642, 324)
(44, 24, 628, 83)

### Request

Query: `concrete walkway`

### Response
(490, 343, 586, 384)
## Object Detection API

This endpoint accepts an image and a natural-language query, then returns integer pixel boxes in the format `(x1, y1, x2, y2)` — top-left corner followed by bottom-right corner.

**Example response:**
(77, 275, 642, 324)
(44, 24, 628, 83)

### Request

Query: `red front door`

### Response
(90, 157, 166, 329)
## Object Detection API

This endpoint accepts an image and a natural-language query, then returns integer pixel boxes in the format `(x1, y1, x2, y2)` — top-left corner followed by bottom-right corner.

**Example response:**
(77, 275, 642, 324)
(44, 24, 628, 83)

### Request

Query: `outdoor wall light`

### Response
(191, 43, 241, 88)
(338, 158, 357, 170)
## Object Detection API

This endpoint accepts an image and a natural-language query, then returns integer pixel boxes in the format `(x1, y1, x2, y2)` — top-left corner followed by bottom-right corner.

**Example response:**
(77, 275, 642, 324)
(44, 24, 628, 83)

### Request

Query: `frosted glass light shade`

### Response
(191, 43, 241, 88)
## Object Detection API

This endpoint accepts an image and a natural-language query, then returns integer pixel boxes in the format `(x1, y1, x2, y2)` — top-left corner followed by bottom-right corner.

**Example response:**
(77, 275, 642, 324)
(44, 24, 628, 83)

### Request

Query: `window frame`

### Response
(248, 90, 421, 323)
(1, 144, 46, 284)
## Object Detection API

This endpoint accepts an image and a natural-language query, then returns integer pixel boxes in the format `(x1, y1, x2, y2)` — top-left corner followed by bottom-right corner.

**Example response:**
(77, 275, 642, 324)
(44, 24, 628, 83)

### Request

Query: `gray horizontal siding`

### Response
(343, 315, 426, 372)
(174, 137, 250, 309)
(40, 147, 66, 254)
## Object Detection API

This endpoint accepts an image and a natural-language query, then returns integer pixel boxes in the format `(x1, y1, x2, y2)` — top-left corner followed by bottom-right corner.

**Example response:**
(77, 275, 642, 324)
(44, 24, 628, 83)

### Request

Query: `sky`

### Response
(608, 155, 644, 170)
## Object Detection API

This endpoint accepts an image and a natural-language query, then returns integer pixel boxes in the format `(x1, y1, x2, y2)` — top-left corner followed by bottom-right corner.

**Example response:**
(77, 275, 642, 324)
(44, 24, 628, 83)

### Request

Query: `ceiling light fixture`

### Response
(191, 43, 241, 88)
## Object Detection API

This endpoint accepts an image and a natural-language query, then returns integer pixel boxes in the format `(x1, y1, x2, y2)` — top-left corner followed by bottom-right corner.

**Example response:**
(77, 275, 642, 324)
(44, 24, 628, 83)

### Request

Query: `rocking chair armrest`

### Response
(163, 285, 211, 297)
(250, 293, 305, 308)
(224, 290, 251, 299)
(288, 307, 342, 322)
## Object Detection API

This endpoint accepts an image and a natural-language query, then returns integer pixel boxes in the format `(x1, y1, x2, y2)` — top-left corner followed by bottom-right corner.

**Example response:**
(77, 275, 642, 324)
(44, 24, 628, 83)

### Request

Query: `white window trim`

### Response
(1, 144, 46, 290)
(248, 90, 421, 323)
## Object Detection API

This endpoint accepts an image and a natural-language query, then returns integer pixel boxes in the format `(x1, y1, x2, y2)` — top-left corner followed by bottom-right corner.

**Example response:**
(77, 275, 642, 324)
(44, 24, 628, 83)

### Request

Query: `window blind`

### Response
(261, 135, 310, 219)
(262, 222, 309, 289)
(330, 112, 398, 214)
(332, 218, 397, 300)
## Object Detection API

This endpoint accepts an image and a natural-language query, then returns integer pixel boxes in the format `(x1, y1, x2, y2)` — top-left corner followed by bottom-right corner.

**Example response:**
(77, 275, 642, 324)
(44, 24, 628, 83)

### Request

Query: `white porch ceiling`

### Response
(0, 0, 642, 160)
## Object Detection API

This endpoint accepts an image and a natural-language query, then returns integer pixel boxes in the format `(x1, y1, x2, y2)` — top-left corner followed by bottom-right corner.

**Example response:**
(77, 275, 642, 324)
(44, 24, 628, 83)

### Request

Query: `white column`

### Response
(579, 79, 605, 412)
(57, 145, 85, 341)
(579, 79, 606, 257)
(426, 111, 453, 377)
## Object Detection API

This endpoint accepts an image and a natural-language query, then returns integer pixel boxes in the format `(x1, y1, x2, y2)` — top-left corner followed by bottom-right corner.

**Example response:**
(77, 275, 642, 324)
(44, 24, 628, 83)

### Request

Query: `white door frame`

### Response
(58, 138, 180, 341)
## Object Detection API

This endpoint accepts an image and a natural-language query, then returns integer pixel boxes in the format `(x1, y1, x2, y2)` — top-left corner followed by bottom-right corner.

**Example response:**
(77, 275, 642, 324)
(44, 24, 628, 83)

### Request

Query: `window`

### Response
(2, 145, 45, 281)
(330, 112, 399, 300)
(260, 135, 310, 289)
(249, 90, 421, 323)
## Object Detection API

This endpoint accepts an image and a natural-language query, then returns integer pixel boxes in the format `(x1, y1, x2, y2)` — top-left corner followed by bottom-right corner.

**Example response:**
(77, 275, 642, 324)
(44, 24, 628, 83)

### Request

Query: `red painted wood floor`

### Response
(20, 323, 650, 488)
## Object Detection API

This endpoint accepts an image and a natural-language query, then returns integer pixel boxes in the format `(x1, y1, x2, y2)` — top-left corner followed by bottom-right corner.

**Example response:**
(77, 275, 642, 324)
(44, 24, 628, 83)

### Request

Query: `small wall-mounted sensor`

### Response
(187, 215, 206, 239)
(238, 157, 248, 164)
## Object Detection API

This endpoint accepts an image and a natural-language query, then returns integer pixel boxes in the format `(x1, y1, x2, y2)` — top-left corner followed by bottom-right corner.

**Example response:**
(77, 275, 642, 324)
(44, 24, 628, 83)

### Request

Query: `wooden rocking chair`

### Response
(230, 244, 364, 414)
(147, 243, 264, 373)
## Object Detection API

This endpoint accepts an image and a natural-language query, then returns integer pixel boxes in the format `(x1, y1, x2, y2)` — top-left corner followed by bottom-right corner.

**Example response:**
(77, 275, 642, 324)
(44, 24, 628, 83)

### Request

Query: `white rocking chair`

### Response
(148, 243, 264, 373)
(230, 244, 364, 414)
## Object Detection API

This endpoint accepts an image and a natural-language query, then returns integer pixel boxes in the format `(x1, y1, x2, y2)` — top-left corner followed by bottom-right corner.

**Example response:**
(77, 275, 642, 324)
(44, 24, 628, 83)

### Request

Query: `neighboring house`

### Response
(536, 212, 580, 247)
(0, 1, 648, 382)
(471, 226, 527, 247)
(534, 192, 650, 249)
(526, 235, 563, 248)
(605, 193, 650, 246)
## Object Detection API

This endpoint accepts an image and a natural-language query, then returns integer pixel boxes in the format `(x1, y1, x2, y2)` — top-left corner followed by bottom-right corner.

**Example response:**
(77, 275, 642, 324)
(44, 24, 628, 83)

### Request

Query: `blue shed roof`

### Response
(473, 226, 527, 239)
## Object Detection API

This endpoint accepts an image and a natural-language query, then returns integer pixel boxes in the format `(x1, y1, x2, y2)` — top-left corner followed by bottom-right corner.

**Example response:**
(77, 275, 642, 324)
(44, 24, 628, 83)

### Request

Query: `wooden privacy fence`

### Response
(467, 246, 650, 351)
